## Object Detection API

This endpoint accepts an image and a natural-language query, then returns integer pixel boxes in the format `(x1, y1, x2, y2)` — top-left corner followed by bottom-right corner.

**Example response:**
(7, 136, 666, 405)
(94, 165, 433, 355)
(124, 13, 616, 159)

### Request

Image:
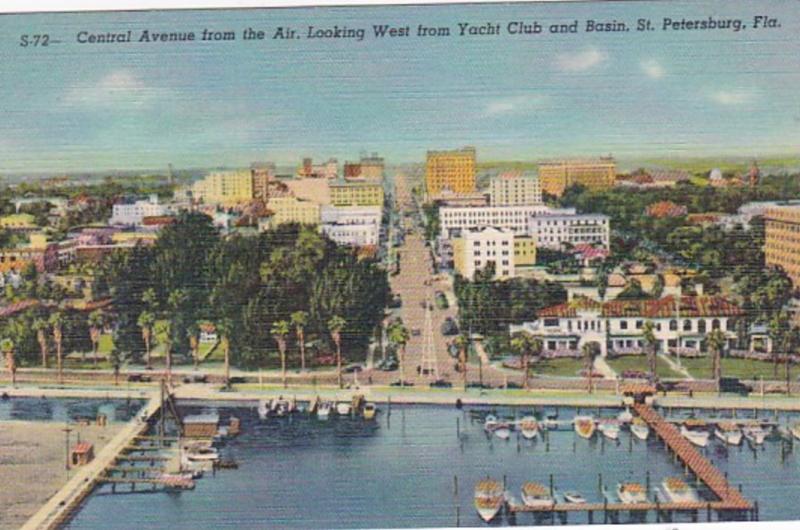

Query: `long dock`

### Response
(508, 403, 755, 523)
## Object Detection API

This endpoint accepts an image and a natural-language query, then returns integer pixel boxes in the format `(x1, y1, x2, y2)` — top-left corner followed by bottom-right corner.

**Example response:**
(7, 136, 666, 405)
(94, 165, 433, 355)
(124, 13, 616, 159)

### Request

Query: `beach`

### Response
(0, 421, 123, 529)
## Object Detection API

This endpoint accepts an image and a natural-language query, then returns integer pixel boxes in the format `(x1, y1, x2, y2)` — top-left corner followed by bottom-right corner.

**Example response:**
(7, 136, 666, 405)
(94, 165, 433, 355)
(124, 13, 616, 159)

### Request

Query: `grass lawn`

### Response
(678, 356, 787, 381)
(532, 358, 586, 378)
(606, 355, 684, 379)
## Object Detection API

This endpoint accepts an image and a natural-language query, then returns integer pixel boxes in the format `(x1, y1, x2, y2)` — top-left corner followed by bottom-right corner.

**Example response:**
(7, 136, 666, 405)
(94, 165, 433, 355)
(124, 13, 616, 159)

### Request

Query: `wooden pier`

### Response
(507, 403, 755, 523)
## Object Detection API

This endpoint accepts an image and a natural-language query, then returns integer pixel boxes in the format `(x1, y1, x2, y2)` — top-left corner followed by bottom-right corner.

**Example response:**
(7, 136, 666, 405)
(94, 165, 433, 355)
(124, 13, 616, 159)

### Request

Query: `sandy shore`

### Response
(0, 421, 124, 529)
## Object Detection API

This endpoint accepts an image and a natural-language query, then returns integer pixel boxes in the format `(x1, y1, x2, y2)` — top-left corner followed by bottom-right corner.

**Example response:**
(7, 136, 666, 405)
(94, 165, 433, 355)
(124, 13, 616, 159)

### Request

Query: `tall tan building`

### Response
(538, 157, 616, 197)
(425, 147, 477, 196)
(192, 170, 254, 206)
(765, 205, 800, 286)
(489, 172, 542, 206)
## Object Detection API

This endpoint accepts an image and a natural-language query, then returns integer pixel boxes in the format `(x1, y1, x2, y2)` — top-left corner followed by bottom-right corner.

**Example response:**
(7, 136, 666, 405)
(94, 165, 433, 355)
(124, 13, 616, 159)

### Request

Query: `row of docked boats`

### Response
(257, 397, 377, 421)
(483, 415, 540, 440)
(474, 475, 700, 523)
(573, 413, 649, 441)
(678, 419, 792, 447)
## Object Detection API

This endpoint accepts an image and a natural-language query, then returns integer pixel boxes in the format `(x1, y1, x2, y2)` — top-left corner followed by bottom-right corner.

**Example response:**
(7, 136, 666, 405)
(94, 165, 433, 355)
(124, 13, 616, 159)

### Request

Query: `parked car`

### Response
(430, 379, 453, 388)
(388, 295, 402, 309)
(389, 380, 415, 387)
(343, 363, 364, 373)
(127, 374, 152, 383)
(377, 358, 399, 371)
(411, 328, 422, 336)
(622, 370, 648, 379)
(229, 376, 246, 384)
(466, 382, 492, 389)
(441, 317, 459, 336)
(719, 377, 752, 395)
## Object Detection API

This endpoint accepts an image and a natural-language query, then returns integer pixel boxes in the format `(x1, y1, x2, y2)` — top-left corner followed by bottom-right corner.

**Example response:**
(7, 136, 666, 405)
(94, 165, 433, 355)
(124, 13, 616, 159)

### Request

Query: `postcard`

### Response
(0, 0, 799, 529)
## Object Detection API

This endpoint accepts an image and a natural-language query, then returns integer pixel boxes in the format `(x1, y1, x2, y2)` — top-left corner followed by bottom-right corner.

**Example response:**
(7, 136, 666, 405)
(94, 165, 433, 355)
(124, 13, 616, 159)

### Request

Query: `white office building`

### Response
(489, 172, 542, 206)
(527, 213, 610, 250)
(109, 195, 171, 226)
(439, 204, 569, 238)
(320, 205, 381, 247)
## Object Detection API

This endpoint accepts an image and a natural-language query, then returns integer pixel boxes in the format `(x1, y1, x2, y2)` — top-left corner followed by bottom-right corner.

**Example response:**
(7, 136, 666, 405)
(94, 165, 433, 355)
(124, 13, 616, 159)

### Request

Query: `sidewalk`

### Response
(593, 356, 617, 380)
(659, 353, 695, 380)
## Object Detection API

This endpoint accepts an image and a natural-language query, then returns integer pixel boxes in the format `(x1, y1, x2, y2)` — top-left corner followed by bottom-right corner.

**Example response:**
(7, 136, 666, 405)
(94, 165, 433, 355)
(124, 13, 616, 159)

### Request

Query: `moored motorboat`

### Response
(521, 482, 554, 508)
(493, 423, 512, 440)
(181, 442, 219, 464)
(574, 416, 595, 439)
(714, 422, 743, 446)
(484, 414, 499, 432)
(617, 482, 647, 504)
(598, 421, 620, 440)
(317, 401, 333, 420)
(336, 402, 352, 416)
(562, 490, 587, 504)
(519, 416, 539, 440)
(661, 477, 698, 503)
(362, 402, 377, 420)
(543, 410, 559, 431)
(742, 423, 769, 446)
(617, 407, 633, 423)
(257, 399, 269, 420)
(681, 420, 710, 447)
(474, 478, 504, 523)
(630, 418, 649, 441)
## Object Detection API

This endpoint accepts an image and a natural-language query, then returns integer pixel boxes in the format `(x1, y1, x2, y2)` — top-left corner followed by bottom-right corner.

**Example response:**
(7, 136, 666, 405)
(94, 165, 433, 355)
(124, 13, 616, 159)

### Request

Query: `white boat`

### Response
(598, 421, 620, 441)
(521, 482, 554, 508)
(574, 416, 596, 439)
(681, 420, 710, 447)
(483, 414, 499, 432)
(661, 477, 699, 503)
(519, 416, 539, 440)
(790, 422, 800, 441)
(630, 418, 650, 441)
(543, 411, 559, 431)
(336, 402, 352, 416)
(617, 408, 634, 423)
(181, 444, 219, 463)
(562, 490, 587, 504)
(257, 399, 269, 420)
(714, 422, 743, 446)
(742, 424, 769, 446)
(493, 423, 512, 440)
(617, 482, 647, 504)
(363, 402, 377, 420)
(474, 479, 504, 523)
(317, 401, 332, 420)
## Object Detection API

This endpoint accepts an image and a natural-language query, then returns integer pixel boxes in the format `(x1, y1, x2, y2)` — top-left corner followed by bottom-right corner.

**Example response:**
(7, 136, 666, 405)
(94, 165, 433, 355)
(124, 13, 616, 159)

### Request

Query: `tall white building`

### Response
(489, 172, 542, 206)
(110, 195, 171, 226)
(452, 226, 515, 279)
(439, 204, 569, 238)
(527, 213, 610, 250)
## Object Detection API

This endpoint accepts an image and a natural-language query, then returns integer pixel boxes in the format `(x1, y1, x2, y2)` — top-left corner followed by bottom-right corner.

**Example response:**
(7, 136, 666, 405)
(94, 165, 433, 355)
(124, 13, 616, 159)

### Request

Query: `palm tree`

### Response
(87, 309, 105, 366)
(642, 320, 658, 382)
(109, 348, 122, 386)
(769, 314, 791, 379)
(453, 334, 469, 390)
(165, 289, 187, 383)
(706, 329, 727, 394)
(387, 319, 410, 388)
(291, 311, 309, 372)
(49, 312, 64, 384)
(216, 319, 232, 386)
(137, 311, 155, 368)
(187, 323, 200, 370)
(1, 338, 16, 387)
(327, 315, 346, 389)
(33, 318, 49, 368)
(271, 320, 291, 388)
(510, 331, 541, 390)
(582, 341, 601, 394)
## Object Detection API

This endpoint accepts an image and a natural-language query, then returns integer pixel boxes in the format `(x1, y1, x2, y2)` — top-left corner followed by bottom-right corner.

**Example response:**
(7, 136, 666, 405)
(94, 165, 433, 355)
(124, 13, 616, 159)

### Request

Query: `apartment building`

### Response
(266, 196, 321, 226)
(110, 195, 172, 226)
(425, 147, 477, 196)
(453, 227, 516, 279)
(489, 172, 542, 206)
(192, 170, 254, 206)
(765, 204, 800, 286)
(538, 158, 616, 197)
(527, 213, 610, 250)
(329, 181, 385, 207)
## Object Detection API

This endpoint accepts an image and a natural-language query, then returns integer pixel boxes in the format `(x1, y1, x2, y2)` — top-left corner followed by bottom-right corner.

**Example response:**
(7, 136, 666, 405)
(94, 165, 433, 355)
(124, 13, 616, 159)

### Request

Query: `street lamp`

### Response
(62, 424, 73, 478)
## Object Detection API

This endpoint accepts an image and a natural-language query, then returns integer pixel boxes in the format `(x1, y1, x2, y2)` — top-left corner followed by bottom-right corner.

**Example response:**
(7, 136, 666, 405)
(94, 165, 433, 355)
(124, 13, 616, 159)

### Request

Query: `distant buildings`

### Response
(439, 204, 562, 239)
(297, 158, 338, 179)
(0, 213, 37, 231)
(425, 147, 477, 196)
(489, 172, 542, 206)
(765, 204, 800, 286)
(617, 169, 689, 189)
(265, 196, 321, 226)
(538, 157, 616, 197)
(645, 201, 688, 218)
(527, 213, 610, 250)
(320, 205, 381, 247)
(330, 181, 384, 207)
(510, 295, 743, 357)
(110, 195, 171, 226)
(344, 154, 385, 181)
(192, 170, 254, 206)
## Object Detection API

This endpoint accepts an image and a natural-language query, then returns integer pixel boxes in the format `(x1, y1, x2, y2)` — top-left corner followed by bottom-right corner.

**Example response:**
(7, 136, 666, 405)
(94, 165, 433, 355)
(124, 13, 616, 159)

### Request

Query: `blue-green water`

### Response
(65, 404, 800, 528)
(0, 397, 144, 423)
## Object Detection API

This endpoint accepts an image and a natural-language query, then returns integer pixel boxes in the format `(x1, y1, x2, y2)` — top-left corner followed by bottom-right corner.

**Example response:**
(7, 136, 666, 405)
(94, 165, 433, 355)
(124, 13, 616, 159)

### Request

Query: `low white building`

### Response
(320, 205, 381, 247)
(527, 213, 610, 250)
(439, 204, 569, 238)
(110, 195, 171, 226)
(510, 295, 743, 357)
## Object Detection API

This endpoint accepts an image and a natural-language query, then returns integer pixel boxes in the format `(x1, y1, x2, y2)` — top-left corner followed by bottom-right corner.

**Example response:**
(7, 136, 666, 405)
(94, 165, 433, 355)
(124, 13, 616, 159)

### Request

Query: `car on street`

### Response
(465, 382, 492, 389)
(719, 377, 752, 395)
(127, 374, 152, 383)
(429, 379, 453, 388)
(389, 380, 415, 387)
(441, 317, 459, 336)
(411, 328, 422, 336)
(343, 363, 364, 373)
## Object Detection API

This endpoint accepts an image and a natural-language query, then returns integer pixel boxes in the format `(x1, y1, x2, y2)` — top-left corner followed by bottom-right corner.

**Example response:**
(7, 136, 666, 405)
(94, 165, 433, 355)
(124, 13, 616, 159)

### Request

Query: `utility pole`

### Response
(62, 424, 73, 478)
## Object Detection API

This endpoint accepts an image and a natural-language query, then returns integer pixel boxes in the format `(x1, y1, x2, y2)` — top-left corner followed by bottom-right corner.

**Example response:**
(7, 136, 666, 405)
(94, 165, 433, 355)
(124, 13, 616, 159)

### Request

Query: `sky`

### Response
(0, 0, 799, 173)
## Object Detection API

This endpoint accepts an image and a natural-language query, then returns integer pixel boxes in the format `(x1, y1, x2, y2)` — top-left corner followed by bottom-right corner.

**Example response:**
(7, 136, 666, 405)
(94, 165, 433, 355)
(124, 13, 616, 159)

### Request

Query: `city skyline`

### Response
(1, 0, 799, 173)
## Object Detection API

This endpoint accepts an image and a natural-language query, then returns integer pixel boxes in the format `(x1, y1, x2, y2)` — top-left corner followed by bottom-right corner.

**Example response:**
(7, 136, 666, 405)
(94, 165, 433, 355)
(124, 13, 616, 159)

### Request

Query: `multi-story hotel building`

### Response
(765, 204, 800, 286)
(489, 172, 542, 206)
(527, 213, 610, 250)
(425, 147, 477, 196)
(452, 227, 538, 280)
(510, 295, 742, 357)
(538, 157, 616, 197)
(110, 195, 172, 226)
(439, 205, 571, 238)
(192, 170, 254, 206)
(266, 196, 321, 226)
(330, 181, 385, 207)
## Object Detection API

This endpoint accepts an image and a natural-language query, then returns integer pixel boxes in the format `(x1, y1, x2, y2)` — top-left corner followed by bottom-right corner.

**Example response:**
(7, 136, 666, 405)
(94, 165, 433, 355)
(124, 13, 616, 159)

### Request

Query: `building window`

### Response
(636, 320, 643, 329)
(620, 321, 628, 330)
(683, 319, 692, 332)
(698, 320, 706, 333)
(712, 319, 720, 330)
(669, 320, 678, 331)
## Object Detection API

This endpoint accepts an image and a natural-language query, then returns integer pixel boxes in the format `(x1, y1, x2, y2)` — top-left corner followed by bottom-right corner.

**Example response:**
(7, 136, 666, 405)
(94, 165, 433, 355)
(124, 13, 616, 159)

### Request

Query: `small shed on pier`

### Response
(70, 441, 94, 468)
